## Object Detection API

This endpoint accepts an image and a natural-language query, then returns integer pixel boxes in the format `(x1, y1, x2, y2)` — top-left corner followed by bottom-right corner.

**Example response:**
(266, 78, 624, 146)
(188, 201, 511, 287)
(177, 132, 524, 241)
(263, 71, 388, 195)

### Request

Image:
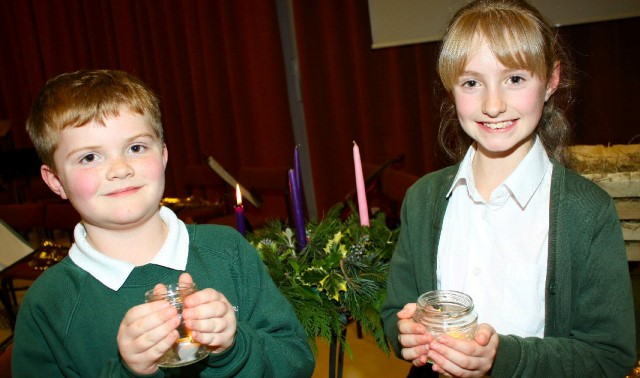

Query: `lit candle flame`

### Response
(235, 184, 243, 206)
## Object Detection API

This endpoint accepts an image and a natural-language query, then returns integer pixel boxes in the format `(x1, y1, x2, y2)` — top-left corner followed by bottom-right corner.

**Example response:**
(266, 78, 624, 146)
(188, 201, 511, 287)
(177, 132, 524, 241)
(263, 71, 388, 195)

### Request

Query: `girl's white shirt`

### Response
(69, 206, 189, 291)
(438, 136, 552, 337)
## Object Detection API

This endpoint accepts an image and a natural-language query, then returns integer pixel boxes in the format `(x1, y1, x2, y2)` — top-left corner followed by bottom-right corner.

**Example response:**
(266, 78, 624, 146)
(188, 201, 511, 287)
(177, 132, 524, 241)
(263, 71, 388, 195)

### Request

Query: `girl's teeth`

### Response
(484, 121, 512, 129)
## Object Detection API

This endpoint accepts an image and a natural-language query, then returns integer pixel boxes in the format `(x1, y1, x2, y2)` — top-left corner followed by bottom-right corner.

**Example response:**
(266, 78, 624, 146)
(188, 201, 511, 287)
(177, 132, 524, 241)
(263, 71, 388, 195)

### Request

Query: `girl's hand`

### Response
(397, 303, 436, 367)
(179, 273, 237, 353)
(117, 299, 181, 374)
(427, 323, 498, 377)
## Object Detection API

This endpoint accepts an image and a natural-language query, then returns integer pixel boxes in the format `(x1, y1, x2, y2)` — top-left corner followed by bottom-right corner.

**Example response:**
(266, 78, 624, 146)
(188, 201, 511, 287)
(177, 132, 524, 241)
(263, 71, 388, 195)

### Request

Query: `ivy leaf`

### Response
(289, 285, 323, 303)
(325, 244, 347, 268)
(300, 266, 326, 285)
(319, 272, 348, 301)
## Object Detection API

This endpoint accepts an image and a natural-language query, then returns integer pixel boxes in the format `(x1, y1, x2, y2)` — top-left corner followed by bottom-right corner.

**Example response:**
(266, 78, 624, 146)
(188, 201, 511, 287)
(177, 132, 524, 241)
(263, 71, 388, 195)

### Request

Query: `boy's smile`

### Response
(42, 109, 168, 231)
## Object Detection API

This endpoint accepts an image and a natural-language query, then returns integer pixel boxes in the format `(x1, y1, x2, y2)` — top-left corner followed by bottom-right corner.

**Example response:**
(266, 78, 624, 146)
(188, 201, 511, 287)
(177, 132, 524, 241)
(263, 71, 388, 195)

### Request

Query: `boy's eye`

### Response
(130, 144, 146, 154)
(508, 75, 525, 84)
(80, 153, 96, 164)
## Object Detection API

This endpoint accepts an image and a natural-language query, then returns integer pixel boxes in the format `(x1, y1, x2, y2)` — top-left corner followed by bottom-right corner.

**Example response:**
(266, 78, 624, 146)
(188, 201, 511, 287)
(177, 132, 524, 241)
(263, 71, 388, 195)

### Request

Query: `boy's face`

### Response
(452, 35, 559, 162)
(41, 109, 168, 231)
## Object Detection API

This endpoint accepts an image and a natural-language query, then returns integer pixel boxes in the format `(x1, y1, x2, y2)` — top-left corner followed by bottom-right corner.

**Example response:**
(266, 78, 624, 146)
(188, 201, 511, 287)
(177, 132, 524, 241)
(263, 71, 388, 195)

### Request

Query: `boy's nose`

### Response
(108, 158, 134, 179)
(482, 88, 507, 117)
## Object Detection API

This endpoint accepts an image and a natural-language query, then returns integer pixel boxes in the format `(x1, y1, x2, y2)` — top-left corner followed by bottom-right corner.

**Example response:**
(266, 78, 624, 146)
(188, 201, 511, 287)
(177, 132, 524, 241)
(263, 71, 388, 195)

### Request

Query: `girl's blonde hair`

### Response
(436, 0, 574, 163)
(26, 70, 163, 170)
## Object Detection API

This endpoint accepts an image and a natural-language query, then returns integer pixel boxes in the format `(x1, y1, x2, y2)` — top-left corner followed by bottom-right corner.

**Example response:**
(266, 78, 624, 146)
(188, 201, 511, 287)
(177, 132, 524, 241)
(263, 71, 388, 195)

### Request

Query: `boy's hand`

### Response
(179, 273, 237, 354)
(427, 323, 498, 377)
(117, 299, 181, 374)
(397, 303, 435, 367)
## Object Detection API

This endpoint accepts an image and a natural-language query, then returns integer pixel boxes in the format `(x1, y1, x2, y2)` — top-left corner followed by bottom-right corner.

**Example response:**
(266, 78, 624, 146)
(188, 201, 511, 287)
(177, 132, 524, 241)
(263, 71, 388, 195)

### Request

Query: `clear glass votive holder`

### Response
(145, 283, 210, 368)
(413, 290, 478, 340)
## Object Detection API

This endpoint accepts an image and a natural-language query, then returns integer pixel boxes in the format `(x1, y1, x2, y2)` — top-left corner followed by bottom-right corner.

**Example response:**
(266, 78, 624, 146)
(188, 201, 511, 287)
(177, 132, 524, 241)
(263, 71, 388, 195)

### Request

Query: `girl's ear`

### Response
(41, 165, 68, 199)
(545, 62, 561, 101)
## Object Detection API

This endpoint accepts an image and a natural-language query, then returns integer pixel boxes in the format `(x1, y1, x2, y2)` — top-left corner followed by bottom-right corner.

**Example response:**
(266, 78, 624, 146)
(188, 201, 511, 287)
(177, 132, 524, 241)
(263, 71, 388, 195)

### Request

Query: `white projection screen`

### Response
(368, 0, 640, 48)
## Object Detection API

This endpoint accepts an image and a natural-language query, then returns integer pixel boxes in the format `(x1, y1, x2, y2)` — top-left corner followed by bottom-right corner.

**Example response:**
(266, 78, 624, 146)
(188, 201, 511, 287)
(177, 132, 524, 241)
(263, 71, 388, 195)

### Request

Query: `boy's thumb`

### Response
(178, 272, 193, 285)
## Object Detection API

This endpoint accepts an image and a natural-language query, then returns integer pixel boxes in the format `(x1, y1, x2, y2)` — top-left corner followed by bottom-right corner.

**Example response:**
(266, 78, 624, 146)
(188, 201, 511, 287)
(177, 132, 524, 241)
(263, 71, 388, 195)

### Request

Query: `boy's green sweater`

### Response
(12, 224, 315, 377)
(381, 161, 636, 377)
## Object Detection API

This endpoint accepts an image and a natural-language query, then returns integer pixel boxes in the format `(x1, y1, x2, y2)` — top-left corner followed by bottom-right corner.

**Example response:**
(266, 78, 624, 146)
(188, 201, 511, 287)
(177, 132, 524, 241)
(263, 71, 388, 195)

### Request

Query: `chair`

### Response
(0, 241, 67, 330)
(0, 221, 34, 330)
(176, 165, 232, 225)
(180, 165, 291, 231)
(183, 165, 227, 204)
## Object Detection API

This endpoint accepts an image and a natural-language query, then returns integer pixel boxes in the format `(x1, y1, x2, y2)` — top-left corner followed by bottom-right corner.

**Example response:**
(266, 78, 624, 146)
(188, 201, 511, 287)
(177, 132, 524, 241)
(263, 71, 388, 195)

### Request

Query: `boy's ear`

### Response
(41, 165, 68, 199)
(163, 144, 168, 168)
(545, 61, 561, 101)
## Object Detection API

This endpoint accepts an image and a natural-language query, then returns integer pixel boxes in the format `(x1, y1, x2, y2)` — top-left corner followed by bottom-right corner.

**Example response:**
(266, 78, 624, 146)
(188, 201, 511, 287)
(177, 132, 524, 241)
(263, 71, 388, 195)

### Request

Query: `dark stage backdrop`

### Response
(0, 0, 295, 201)
(292, 3, 640, 213)
(1, 1, 638, 216)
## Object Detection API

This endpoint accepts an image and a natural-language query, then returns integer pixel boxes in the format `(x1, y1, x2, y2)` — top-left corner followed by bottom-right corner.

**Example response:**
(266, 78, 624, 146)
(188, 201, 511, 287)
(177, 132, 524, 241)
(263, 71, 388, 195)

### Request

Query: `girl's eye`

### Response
(462, 79, 479, 88)
(130, 144, 146, 154)
(80, 153, 96, 164)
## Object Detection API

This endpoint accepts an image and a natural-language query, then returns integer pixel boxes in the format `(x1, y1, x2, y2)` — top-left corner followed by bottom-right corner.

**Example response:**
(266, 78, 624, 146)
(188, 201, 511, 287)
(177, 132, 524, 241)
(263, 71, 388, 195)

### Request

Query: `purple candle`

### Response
(288, 169, 307, 249)
(235, 184, 246, 237)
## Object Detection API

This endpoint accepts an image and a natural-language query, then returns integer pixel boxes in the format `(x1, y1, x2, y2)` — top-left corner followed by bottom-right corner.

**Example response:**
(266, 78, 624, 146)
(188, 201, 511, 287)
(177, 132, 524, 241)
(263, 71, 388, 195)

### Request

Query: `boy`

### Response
(13, 69, 315, 377)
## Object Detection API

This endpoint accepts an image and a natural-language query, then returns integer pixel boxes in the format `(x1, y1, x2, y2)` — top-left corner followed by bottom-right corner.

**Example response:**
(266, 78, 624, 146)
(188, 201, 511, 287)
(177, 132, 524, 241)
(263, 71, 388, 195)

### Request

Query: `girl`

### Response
(381, 1, 636, 377)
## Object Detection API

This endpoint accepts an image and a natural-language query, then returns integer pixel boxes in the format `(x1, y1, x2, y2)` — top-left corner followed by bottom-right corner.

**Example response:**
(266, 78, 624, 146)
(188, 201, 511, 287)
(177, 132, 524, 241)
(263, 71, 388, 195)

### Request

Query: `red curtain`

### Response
(292, 1, 442, 213)
(1, 0, 639, 217)
(560, 18, 640, 145)
(0, 0, 295, 198)
(291, 1, 640, 213)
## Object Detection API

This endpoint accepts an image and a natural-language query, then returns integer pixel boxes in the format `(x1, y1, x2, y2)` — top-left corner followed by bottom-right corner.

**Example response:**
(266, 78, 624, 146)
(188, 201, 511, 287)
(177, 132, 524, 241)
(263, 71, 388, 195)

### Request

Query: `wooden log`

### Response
(616, 199, 640, 220)
(623, 221, 640, 241)
(628, 242, 640, 262)
(568, 144, 640, 174)
(580, 172, 640, 198)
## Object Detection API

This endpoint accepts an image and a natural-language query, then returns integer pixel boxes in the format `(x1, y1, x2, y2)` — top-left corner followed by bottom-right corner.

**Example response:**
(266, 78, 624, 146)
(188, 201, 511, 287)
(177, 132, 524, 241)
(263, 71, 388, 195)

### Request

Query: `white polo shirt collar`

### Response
(68, 206, 189, 291)
(446, 136, 550, 208)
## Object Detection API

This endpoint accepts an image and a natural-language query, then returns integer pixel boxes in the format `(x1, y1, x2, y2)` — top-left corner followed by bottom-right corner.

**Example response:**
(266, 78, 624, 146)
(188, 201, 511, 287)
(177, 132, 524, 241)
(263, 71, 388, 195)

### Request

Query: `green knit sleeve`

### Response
(381, 188, 422, 358)
(197, 229, 315, 377)
(491, 173, 636, 377)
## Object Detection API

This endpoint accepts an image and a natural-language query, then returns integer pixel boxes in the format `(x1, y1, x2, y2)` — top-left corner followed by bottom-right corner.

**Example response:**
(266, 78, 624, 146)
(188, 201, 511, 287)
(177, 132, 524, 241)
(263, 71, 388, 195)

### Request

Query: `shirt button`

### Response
(473, 267, 481, 276)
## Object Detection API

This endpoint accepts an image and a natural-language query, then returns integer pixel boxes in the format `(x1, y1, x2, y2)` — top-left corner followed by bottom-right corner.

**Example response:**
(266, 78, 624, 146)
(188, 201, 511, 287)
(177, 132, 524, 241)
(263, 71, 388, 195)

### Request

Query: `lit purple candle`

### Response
(288, 169, 307, 249)
(235, 184, 246, 237)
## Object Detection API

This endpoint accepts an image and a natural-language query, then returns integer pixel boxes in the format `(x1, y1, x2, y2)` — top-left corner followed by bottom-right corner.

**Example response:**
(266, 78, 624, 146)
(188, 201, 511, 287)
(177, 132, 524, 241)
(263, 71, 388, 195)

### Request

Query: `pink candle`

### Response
(353, 141, 369, 226)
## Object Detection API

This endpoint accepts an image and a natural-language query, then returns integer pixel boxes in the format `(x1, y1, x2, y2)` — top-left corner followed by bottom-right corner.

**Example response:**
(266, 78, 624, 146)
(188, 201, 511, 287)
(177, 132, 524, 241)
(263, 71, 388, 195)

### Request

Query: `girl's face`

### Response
(42, 109, 168, 231)
(453, 36, 559, 162)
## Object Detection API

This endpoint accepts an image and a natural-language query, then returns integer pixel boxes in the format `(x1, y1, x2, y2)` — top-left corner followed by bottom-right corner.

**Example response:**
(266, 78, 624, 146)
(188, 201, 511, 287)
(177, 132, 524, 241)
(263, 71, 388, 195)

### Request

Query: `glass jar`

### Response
(413, 290, 478, 340)
(145, 283, 210, 367)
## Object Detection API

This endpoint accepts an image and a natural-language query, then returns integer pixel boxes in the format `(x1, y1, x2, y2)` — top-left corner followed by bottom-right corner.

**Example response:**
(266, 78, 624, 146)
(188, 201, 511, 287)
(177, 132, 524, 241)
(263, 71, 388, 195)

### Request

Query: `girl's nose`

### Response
(482, 87, 507, 117)
(108, 157, 134, 179)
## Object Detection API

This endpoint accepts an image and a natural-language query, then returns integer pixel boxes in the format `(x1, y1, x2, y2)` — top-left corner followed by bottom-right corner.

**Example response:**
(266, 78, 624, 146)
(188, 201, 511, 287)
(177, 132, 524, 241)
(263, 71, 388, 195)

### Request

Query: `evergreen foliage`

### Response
(248, 203, 398, 354)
